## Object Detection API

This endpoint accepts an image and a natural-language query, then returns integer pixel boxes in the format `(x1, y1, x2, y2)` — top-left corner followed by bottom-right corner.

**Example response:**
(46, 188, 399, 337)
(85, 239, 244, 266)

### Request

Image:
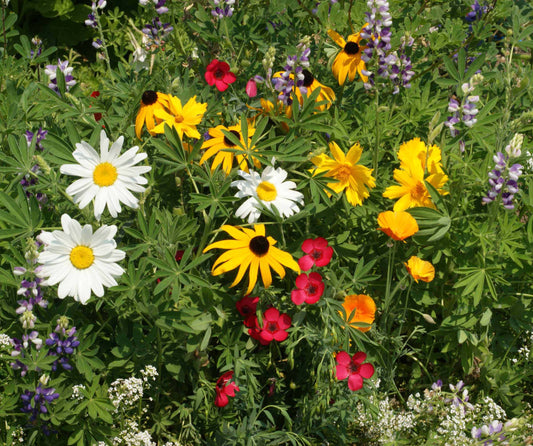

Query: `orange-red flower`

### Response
(340, 294, 376, 332)
(405, 256, 435, 283)
(377, 210, 419, 241)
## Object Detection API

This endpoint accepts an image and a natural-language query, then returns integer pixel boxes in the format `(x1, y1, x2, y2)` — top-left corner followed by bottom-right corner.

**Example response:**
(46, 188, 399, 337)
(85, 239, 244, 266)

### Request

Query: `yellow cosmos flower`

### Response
(383, 139, 448, 211)
(135, 91, 170, 139)
(405, 256, 435, 283)
(377, 210, 419, 241)
(340, 294, 376, 332)
(328, 28, 369, 85)
(311, 141, 375, 206)
(152, 95, 207, 139)
(203, 224, 300, 295)
(199, 120, 260, 175)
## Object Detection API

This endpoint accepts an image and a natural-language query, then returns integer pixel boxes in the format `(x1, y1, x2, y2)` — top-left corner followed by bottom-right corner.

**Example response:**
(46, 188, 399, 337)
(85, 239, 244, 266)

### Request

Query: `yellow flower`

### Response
(405, 256, 435, 283)
(311, 141, 375, 206)
(377, 210, 419, 241)
(328, 28, 369, 85)
(203, 224, 300, 295)
(383, 138, 448, 211)
(152, 95, 207, 139)
(135, 91, 170, 139)
(199, 120, 259, 175)
(340, 294, 376, 332)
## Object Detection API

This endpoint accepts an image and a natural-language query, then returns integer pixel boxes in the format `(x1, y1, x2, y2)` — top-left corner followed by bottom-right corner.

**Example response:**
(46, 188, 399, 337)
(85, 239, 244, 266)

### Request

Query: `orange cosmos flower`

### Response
(377, 210, 419, 241)
(405, 256, 435, 283)
(340, 294, 376, 332)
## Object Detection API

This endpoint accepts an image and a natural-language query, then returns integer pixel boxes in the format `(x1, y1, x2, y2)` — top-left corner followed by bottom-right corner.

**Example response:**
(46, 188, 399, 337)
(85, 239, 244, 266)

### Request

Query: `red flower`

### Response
(335, 351, 374, 391)
(246, 78, 257, 98)
(205, 59, 237, 92)
(90, 90, 100, 98)
(236, 296, 259, 327)
(175, 250, 185, 262)
(90, 90, 102, 121)
(214, 371, 240, 407)
(298, 237, 334, 271)
(249, 307, 291, 346)
(291, 272, 324, 305)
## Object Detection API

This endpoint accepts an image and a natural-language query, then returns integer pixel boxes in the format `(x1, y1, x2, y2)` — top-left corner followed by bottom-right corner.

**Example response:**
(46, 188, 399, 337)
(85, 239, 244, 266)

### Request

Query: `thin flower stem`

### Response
(373, 89, 380, 178)
(383, 240, 397, 325)
(337, 82, 345, 108)
(348, 0, 355, 34)
(221, 18, 236, 54)
(95, 9, 112, 76)
(1, 3, 6, 59)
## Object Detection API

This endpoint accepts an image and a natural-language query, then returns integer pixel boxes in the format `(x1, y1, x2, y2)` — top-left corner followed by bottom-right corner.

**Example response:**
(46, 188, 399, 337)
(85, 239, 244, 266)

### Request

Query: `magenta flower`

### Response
(246, 78, 258, 97)
(291, 272, 324, 305)
(205, 59, 237, 92)
(249, 307, 291, 345)
(236, 295, 259, 327)
(335, 351, 374, 391)
(298, 237, 334, 271)
(214, 371, 240, 407)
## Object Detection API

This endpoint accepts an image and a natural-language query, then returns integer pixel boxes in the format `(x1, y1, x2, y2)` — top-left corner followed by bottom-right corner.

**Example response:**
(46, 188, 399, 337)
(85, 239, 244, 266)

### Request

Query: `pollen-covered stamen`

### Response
(249, 236, 270, 257)
(70, 246, 94, 270)
(141, 90, 158, 106)
(302, 69, 315, 87)
(223, 130, 241, 147)
(344, 41, 360, 55)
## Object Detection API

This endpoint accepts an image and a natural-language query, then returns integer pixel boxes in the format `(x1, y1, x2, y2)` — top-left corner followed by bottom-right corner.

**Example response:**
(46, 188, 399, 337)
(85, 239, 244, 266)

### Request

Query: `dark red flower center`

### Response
(306, 284, 317, 295)
(214, 69, 225, 79)
(302, 69, 314, 87)
(344, 41, 360, 55)
(241, 305, 252, 315)
(249, 236, 270, 256)
(223, 130, 241, 147)
(311, 249, 322, 260)
(141, 90, 158, 105)
(348, 361, 360, 374)
(266, 321, 278, 332)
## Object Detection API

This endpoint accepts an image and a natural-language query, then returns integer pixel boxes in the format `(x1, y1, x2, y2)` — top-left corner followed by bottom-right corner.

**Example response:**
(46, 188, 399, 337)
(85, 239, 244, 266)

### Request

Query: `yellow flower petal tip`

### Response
(405, 256, 435, 283)
(377, 210, 419, 241)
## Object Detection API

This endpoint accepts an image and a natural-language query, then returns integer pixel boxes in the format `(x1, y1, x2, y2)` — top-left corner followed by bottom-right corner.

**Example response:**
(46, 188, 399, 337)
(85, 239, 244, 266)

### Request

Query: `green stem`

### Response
(95, 9, 112, 76)
(222, 18, 235, 54)
(1, 3, 6, 60)
(382, 240, 397, 326)
(373, 89, 380, 178)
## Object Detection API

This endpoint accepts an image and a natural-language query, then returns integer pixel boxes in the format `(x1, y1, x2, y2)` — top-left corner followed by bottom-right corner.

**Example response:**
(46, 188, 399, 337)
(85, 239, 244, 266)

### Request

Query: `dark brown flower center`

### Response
(307, 285, 317, 295)
(249, 236, 269, 256)
(223, 130, 241, 147)
(344, 41, 360, 55)
(348, 361, 360, 374)
(141, 90, 158, 105)
(302, 69, 314, 87)
(267, 322, 278, 332)
(311, 250, 322, 260)
(215, 69, 224, 79)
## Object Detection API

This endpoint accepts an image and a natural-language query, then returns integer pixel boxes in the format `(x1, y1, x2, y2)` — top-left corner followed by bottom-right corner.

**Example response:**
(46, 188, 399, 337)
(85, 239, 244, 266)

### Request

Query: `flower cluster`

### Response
(445, 74, 483, 136)
(44, 59, 76, 95)
(142, 17, 173, 49)
(45, 318, 80, 372)
(214, 371, 240, 407)
(482, 134, 523, 210)
(21, 383, 60, 424)
(465, 0, 489, 24)
(30, 36, 42, 59)
(21, 128, 48, 202)
(211, 0, 235, 18)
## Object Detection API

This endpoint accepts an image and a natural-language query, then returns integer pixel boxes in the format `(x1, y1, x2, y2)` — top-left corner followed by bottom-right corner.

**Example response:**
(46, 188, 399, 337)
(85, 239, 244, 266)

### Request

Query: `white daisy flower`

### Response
(60, 130, 151, 220)
(37, 214, 125, 304)
(231, 165, 304, 223)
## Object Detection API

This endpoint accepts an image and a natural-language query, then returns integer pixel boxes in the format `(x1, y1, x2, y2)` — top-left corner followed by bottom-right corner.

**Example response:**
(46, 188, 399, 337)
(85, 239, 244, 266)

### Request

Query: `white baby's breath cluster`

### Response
(108, 376, 144, 410)
(9, 427, 25, 444)
(71, 384, 87, 401)
(140, 365, 158, 383)
(0, 333, 12, 349)
(112, 420, 155, 446)
(512, 330, 532, 363)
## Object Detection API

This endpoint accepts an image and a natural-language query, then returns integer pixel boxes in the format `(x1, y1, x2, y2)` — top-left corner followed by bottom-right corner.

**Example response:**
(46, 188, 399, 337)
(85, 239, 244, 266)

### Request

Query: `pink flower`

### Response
(291, 272, 324, 305)
(236, 295, 259, 328)
(205, 59, 237, 92)
(246, 78, 257, 97)
(249, 307, 291, 345)
(214, 371, 240, 407)
(335, 351, 375, 391)
(298, 237, 334, 271)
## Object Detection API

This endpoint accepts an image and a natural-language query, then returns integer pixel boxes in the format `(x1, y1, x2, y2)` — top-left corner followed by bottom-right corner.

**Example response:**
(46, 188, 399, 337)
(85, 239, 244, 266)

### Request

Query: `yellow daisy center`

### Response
(335, 165, 352, 183)
(256, 181, 277, 201)
(93, 162, 118, 187)
(70, 246, 94, 270)
(174, 115, 184, 123)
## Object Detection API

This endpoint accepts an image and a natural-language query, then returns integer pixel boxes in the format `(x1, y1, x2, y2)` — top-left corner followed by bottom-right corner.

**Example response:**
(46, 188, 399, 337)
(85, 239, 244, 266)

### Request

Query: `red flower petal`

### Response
(215, 79, 229, 92)
(301, 238, 315, 253)
(335, 364, 350, 380)
(308, 272, 323, 282)
(217, 61, 230, 72)
(314, 237, 329, 249)
(295, 273, 309, 289)
(348, 373, 364, 391)
(314, 246, 333, 267)
(277, 313, 291, 330)
(215, 391, 229, 407)
(264, 307, 280, 322)
(352, 351, 367, 364)
(205, 71, 216, 85)
(359, 363, 375, 379)
(259, 330, 274, 344)
(206, 59, 219, 71)
(298, 255, 314, 271)
(291, 289, 306, 305)
(223, 71, 237, 84)
(273, 330, 288, 342)
(335, 351, 351, 366)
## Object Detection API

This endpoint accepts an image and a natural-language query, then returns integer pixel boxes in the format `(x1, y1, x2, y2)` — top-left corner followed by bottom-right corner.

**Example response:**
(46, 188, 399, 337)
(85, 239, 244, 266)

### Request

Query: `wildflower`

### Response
(44, 59, 76, 94)
(311, 141, 376, 207)
(291, 272, 324, 305)
(383, 138, 448, 210)
(231, 165, 304, 223)
(335, 350, 375, 391)
(298, 237, 333, 271)
(236, 296, 259, 327)
(377, 210, 419, 241)
(340, 294, 376, 332)
(135, 90, 170, 138)
(249, 307, 292, 345)
(45, 324, 80, 371)
(205, 59, 236, 92)
(21, 384, 60, 422)
(200, 120, 260, 175)
(405, 256, 435, 283)
(211, 0, 235, 18)
(142, 17, 173, 45)
(154, 0, 168, 14)
(246, 78, 258, 97)
(37, 214, 125, 304)
(466, 0, 488, 23)
(214, 371, 239, 407)
(60, 130, 151, 220)
(328, 27, 368, 85)
(109, 376, 144, 410)
(482, 149, 523, 210)
(203, 224, 300, 295)
(152, 94, 208, 139)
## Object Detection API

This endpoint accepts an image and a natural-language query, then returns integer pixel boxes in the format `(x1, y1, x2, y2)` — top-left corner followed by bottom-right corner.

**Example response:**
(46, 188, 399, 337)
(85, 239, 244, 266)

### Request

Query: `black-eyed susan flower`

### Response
(383, 138, 448, 210)
(328, 28, 369, 85)
(405, 256, 435, 283)
(203, 224, 300, 295)
(377, 210, 419, 241)
(135, 90, 170, 139)
(311, 141, 375, 207)
(199, 120, 260, 175)
(152, 94, 207, 139)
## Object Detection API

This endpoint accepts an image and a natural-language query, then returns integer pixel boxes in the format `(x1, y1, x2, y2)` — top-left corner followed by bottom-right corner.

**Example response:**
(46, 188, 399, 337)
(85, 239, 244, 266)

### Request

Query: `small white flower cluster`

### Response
(140, 365, 158, 384)
(112, 420, 155, 446)
(108, 376, 144, 410)
(0, 333, 12, 349)
(10, 427, 25, 444)
(71, 384, 87, 401)
(512, 330, 532, 363)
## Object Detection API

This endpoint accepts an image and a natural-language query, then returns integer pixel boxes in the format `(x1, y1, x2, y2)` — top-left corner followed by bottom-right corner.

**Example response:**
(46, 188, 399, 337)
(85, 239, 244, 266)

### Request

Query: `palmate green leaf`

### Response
(442, 54, 460, 81)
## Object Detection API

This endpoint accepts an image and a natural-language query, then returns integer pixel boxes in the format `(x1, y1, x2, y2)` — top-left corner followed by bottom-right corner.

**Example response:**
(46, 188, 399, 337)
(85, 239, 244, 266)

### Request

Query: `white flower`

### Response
(37, 214, 125, 304)
(60, 130, 151, 220)
(231, 165, 304, 223)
